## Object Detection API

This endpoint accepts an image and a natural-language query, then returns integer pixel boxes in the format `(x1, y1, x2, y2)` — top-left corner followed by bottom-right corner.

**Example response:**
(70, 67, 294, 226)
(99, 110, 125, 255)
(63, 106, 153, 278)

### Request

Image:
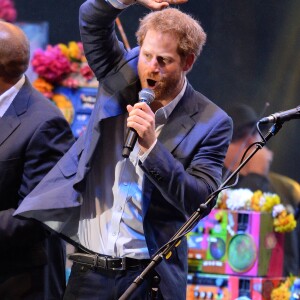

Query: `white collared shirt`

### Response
(79, 79, 187, 258)
(0, 75, 25, 117)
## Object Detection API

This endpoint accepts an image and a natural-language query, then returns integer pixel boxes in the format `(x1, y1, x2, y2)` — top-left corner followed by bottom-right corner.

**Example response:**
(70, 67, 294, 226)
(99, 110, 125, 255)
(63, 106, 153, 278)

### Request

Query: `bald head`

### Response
(0, 21, 30, 82)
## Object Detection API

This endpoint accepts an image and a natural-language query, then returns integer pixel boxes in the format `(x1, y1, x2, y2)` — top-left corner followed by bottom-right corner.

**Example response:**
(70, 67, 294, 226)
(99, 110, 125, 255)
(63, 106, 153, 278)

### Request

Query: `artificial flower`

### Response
(52, 94, 74, 124)
(271, 277, 293, 300)
(31, 41, 97, 124)
(216, 188, 297, 233)
(33, 77, 54, 99)
(220, 188, 253, 211)
(250, 190, 263, 211)
(80, 64, 94, 81)
(262, 193, 280, 212)
(61, 77, 80, 89)
(0, 0, 17, 23)
(32, 41, 96, 90)
(273, 208, 297, 233)
(68, 41, 83, 61)
(32, 45, 72, 83)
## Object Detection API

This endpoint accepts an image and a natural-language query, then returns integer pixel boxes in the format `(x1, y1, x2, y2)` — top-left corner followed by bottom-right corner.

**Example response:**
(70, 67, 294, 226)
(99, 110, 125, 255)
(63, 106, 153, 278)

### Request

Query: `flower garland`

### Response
(0, 0, 17, 22)
(216, 188, 297, 233)
(271, 276, 295, 300)
(31, 41, 97, 123)
(32, 41, 96, 93)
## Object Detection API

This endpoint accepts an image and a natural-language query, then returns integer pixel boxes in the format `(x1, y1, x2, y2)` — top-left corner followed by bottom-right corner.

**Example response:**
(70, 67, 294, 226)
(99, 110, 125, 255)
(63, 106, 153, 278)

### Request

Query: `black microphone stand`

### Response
(119, 122, 283, 300)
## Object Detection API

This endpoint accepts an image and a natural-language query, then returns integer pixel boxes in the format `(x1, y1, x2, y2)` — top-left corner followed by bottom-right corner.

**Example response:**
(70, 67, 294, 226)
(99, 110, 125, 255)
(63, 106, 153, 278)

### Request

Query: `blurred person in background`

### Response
(223, 103, 300, 276)
(0, 21, 75, 299)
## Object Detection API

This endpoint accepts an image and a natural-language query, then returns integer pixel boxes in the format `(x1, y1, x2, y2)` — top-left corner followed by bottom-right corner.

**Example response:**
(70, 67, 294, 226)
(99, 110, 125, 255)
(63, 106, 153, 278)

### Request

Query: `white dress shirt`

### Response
(79, 80, 187, 258)
(0, 75, 25, 117)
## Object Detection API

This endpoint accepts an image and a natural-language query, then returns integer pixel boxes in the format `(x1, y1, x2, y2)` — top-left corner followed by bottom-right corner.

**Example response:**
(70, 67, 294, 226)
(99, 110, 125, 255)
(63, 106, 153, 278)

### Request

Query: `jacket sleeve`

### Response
(0, 116, 74, 247)
(140, 113, 233, 217)
(79, 0, 130, 81)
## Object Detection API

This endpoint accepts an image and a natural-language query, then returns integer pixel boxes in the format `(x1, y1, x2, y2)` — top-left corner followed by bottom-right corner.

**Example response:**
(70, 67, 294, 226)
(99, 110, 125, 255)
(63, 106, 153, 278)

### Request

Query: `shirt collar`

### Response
(155, 78, 187, 126)
(0, 75, 25, 117)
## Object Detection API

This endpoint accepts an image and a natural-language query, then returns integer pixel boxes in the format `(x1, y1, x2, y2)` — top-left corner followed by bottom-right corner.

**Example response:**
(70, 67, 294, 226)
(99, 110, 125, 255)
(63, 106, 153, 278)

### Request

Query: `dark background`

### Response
(14, 0, 300, 183)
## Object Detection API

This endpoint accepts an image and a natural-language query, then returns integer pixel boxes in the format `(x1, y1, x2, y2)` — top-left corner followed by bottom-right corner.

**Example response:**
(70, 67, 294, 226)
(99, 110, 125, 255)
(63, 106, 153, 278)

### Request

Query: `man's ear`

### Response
(183, 53, 195, 72)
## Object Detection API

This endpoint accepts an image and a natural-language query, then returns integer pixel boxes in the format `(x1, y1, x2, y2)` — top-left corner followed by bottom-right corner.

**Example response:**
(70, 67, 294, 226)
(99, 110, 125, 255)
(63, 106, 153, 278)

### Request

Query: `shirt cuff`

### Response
(105, 0, 132, 9)
(138, 139, 157, 163)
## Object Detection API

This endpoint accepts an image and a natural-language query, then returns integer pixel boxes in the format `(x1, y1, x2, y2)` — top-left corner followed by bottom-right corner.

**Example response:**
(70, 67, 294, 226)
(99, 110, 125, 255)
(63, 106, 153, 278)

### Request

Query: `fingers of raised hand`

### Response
(154, 0, 188, 4)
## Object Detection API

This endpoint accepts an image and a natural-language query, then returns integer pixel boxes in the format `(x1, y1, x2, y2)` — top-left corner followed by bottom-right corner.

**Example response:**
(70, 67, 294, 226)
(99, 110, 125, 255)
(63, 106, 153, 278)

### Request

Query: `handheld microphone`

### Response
(258, 105, 300, 124)
(122, 88, 155, 158)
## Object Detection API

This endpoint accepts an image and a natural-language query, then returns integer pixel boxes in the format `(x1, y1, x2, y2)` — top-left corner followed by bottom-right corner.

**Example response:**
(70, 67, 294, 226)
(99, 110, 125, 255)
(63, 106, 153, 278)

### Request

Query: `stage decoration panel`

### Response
(187, 188, 298, 299)
(187, 273, 291, 300)
(216, 188, 297, 233)
(187, 208, 284, 277)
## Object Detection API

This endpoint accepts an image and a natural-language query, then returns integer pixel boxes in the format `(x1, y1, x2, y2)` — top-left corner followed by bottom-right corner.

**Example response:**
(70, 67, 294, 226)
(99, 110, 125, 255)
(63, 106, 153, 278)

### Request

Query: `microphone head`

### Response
(138, 88, 155, 105)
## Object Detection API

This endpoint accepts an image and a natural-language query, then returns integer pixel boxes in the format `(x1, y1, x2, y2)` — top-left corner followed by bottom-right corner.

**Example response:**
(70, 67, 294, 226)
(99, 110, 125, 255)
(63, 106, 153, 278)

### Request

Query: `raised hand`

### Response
(155, 0, 188, 4)
(134, 0, 188, 10)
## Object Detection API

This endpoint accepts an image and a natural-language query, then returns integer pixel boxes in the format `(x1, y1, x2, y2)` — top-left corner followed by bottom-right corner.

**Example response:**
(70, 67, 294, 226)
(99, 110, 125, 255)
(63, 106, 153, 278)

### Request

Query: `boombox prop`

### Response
(186, 273, 285, 300)
(187, 209, 284, 277)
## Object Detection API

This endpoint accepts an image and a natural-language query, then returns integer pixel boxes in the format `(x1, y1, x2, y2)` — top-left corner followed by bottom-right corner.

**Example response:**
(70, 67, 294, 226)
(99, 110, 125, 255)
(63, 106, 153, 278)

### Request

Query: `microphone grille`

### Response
(138, 88, 155, 105)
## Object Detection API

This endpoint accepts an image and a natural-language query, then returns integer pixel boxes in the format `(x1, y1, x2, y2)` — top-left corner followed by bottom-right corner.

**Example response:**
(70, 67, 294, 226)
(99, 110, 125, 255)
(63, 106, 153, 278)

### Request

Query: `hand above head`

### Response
(126, 102, 156, 153)
(122, 0, 188, 11)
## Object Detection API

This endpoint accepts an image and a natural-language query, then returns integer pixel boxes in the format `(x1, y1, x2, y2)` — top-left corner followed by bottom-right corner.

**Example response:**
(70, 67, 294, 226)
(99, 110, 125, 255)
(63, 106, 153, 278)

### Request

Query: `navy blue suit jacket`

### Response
(15, 1, 233, 299)
(1, 77, 74, 298)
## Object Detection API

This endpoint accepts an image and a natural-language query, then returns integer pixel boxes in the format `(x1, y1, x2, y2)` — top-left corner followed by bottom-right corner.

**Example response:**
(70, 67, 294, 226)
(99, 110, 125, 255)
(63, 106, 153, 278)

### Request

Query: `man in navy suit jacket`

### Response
(0, 21, 74, 299)
(15, 0, 232, 299)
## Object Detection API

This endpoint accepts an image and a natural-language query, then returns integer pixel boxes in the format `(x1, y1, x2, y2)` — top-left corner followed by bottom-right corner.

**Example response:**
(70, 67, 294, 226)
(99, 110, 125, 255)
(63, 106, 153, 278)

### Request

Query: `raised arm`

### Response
(79, 0, 188, 81)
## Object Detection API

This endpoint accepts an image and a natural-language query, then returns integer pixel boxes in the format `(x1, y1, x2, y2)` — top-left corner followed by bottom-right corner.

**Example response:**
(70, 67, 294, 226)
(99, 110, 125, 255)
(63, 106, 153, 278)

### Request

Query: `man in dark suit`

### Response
(15, 0, 232, 299)
(0, 21, 74, 299)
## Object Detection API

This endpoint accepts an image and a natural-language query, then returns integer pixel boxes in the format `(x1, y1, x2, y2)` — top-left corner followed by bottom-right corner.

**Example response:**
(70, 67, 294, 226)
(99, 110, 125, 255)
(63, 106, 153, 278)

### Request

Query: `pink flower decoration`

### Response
(31, 45, 72, 83)
(70, 62, 80, 73)
(0, 0, 17, 22)
(61, 77, 79, 89)
(77, 42, 84, 52)
(43, 91, 54, 99)
(80, 64, 94, 81)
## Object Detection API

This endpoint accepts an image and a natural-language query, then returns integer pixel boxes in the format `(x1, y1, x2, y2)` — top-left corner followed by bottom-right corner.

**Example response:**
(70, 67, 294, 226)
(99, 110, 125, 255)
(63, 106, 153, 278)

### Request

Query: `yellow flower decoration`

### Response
(271, 277, 293, 300)
(262, 193, 280, 212)
(271, 285, 291, 300)
(68, 41, 82, 61)
(216, 192, 228, 209)
(57, 43, 69, 58)
(215, 210, 224, 222)
(273, 210, 297, 233)
(33, 77, 54, 95)
(52, 94, 74, 124)
(216, 188, 297, 233)
(57, 42, 82, 61)
(251, 190, 263, 211)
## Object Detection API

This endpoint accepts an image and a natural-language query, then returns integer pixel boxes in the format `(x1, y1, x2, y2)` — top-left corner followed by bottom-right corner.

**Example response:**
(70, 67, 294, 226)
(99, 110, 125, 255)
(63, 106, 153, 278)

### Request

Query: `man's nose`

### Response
(148, 58, 159, 72)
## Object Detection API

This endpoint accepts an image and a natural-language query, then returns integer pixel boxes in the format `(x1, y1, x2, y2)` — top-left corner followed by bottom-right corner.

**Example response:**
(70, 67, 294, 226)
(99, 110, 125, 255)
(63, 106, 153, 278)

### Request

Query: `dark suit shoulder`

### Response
(14, 79, 68, 124)
(102, 46, 140, 91)
(184, 83, 232, 123)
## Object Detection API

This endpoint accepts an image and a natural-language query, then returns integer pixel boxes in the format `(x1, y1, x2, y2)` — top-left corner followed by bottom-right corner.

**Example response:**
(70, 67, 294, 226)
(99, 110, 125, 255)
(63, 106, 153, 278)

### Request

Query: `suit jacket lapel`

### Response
(0, 107, 20, 146)
(0, 78, 30, 146)
(142, 84, 199, 218)
(74, 77, 141, 189)
(158, 83, 198, 153)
